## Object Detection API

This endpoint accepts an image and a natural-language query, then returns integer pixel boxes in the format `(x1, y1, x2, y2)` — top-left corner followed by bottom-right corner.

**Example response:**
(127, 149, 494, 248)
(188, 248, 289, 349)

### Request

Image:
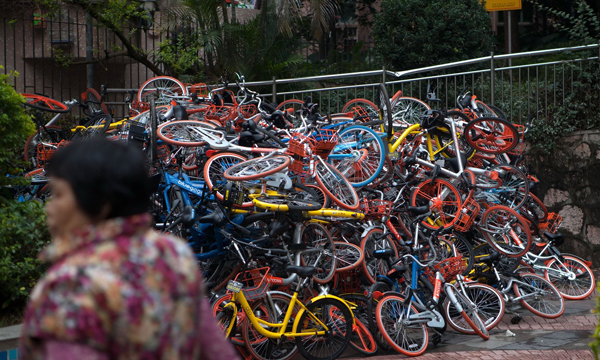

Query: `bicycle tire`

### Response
(512, 273, 565, 319)
(334, 242, 364, 272)
(480, 205, 532, 258)
(314, 160, 360, 210)
(73, 113, 112, 139)
(410, 178, 462, 230)
(223, 155, 290, 181)
(349, 318, 378, 356)
(300, 222, 336, 284)
(203, 152, 252, 207)
(365, 282, 394, 352)
(435, 110, 476, 159)
(474, 100, 499, 119)
(448, 287, 490, 340)
(275, 98, 304, 111)
(361, 229, 399, 284)
(487, 104, 507, 120)
(157, 120, 223, 147)
(390, 96, 431, 129)
(295, 297, 353, 360)
(215, 310, 237, 340)
(544, 255, 595, 300)
(464, 117, 519, 154)
(377, 84, 393, 136)
(443, 282, 505, 334)
(302, 183, 331, 209)
(375, 293, 429, 357)
(329, 125, 385, 187)
(242, 293, 299, 360)
(22, 93, 70, 113)
(82, 87, 108, 115)
(137, 76, 188, 106)
(342, 98, 379, 119)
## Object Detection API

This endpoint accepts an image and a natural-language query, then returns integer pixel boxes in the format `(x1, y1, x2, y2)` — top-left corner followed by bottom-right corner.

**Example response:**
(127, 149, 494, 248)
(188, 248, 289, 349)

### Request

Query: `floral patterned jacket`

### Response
(19, 213, 239, 360)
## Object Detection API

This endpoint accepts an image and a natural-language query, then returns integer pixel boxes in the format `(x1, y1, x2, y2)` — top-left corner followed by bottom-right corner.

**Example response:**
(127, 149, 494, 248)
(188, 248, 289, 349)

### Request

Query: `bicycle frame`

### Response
(521, 245, 577, 280)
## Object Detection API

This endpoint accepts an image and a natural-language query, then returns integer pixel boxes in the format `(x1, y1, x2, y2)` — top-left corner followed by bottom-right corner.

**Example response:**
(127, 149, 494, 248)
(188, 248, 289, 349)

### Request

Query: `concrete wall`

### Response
(527, 130, 600, 266)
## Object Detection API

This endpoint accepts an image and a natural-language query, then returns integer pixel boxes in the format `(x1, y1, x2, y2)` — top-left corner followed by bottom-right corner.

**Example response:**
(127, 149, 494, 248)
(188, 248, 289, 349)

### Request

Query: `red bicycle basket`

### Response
(359, 198, 393, 217)
(228, 267, 271, 301)
(239, 104, 257, 119)
(423, 256, 466, 284)
(189, 83, 209, 97)
(310, 129, 338, 159)
(335, 269, 363, 294)
(285, 135, 315, 175)
(539, 212, 562, 234)
(454, 196, 481, 232)
(205, 106, 233, 125)
(36, 140, 68, 168)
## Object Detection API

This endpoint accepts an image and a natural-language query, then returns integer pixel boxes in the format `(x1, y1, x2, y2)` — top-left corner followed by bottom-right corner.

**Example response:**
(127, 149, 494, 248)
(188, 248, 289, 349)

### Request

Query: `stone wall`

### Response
(526, 130, 600, 267)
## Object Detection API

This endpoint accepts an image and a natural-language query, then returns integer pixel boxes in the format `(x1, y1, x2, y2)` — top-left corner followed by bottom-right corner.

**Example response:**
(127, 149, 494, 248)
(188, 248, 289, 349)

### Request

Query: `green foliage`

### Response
(0, 68, 36, 189)
(0, 200, 51, 310)
(157, 30, 204, 80)
(593, 281, 600, 359)
(372, 0, 494, 71)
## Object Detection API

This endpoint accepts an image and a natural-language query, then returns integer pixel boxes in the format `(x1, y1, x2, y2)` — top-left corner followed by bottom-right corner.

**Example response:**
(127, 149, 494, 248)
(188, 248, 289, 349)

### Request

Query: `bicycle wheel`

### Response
(487, 104, 507, 120)
(157, 120, 224, 147)
(361, 229, 399, 284)
(300, 222, 336, 284)
(341, 98, 379, 119)
(365, 282, 394, 352)
(330, 125, 385, 187)
(480, 205, 532, 258)
(349, 318, 378, 356)
(474, 165, 529, 210)
(22, 93, 70, 113)
(215, 310, 237, 339)
(203, 152, 253, 207)
(513, 273, 565, 319)
(410, 178, 462, 230)
(242, 293, 299, 360)
(334, 242, 364, 273)
(224, 155, 290, 181)
(390, 97, 431, 128)
(295, 297, 352, 360)
(464, 117, 519, 154)
(275, 98, 304, 112)
(303, 183, 331, 209)
(544, 255, 595, 300)
(435, 110, 476, 159)
(377, 84, 393, 134)
(443, 283, 505, 334)
(82, 87, 108, 115)
(314, 160, 360, 210)
(447, 232, 475, 276)
(474, 100, 499, 118)
(375, 293, 428, 357)
(72, 113, 112, 139)
(137, 76, 188, 106)
(447, 287, 490, 340)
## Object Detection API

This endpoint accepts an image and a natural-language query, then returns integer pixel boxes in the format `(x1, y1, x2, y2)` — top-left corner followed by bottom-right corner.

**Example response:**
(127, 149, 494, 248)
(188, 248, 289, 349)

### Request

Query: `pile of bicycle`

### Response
(14, 74, 596, 359)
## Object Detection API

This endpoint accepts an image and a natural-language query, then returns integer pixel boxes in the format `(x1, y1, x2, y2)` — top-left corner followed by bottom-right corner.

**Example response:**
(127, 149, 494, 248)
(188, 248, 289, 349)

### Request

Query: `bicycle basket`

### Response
(423, 256, 466, 284)
(285, 134, 315, 175)
(350, 105, 369, 118)
(239, 104, 257, 119)
(539, 212, 562, 234)
(359, 198, 393, 217)
(228, 267, 271, 301)
(310, 129, 339, 159)
(189, 83, 209, 98)
(508, 124, 525, 156)
(36, 140, 67, 168)
(335, 269, 363, 294)
(453, 197, 481, 232)
(131, 100, 150, 114)
(205, 106, 233, 124)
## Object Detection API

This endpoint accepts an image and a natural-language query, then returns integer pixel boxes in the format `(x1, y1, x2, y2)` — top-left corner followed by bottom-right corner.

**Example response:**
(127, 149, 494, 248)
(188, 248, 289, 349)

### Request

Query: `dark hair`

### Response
(45, 138, 150, 219)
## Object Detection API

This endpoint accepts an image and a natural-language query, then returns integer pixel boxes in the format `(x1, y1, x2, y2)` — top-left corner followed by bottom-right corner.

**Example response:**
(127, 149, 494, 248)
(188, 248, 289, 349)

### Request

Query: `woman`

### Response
(19, 138, 239, 360)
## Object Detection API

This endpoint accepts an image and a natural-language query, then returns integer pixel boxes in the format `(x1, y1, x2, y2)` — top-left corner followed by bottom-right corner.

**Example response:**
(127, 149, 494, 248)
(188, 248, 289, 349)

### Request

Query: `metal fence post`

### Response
(382, 66, 386, 85)
(150, 97, 157, 163)
(490, 51, 495, 106)
(272, 76, 277, 104)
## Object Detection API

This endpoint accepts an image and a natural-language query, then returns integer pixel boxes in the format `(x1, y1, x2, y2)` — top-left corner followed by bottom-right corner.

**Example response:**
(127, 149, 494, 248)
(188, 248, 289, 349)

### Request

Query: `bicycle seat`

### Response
(285, 265, 317, 278)
(197, 208, 225, 225)
(408, 205, 430, 215)
(386, 264, 407, 280)
(173, 105, 189, 120)
(543, 232, 564, 246)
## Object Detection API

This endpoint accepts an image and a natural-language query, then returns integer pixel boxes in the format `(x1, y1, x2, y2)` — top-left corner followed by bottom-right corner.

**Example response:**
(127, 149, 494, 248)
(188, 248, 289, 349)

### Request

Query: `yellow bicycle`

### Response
(217, 266, 354, 360)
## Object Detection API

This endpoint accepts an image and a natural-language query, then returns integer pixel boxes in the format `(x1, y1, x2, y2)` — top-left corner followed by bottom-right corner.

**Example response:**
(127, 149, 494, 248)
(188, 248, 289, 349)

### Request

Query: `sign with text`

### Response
(484, 0, 522, 11)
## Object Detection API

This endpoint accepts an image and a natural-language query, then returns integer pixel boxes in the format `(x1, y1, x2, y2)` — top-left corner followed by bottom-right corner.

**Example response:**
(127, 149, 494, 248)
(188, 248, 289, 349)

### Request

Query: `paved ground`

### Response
(342, 289, 599, 360)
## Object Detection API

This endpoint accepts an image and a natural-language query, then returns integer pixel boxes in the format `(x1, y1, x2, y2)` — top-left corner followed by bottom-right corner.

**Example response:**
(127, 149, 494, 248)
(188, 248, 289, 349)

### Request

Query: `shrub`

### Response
(372, 0, 494, 71)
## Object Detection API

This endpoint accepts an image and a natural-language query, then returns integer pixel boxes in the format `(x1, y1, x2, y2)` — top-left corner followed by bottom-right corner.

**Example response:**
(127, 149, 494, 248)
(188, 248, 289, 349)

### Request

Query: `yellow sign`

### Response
(484, 0, 522, 11)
